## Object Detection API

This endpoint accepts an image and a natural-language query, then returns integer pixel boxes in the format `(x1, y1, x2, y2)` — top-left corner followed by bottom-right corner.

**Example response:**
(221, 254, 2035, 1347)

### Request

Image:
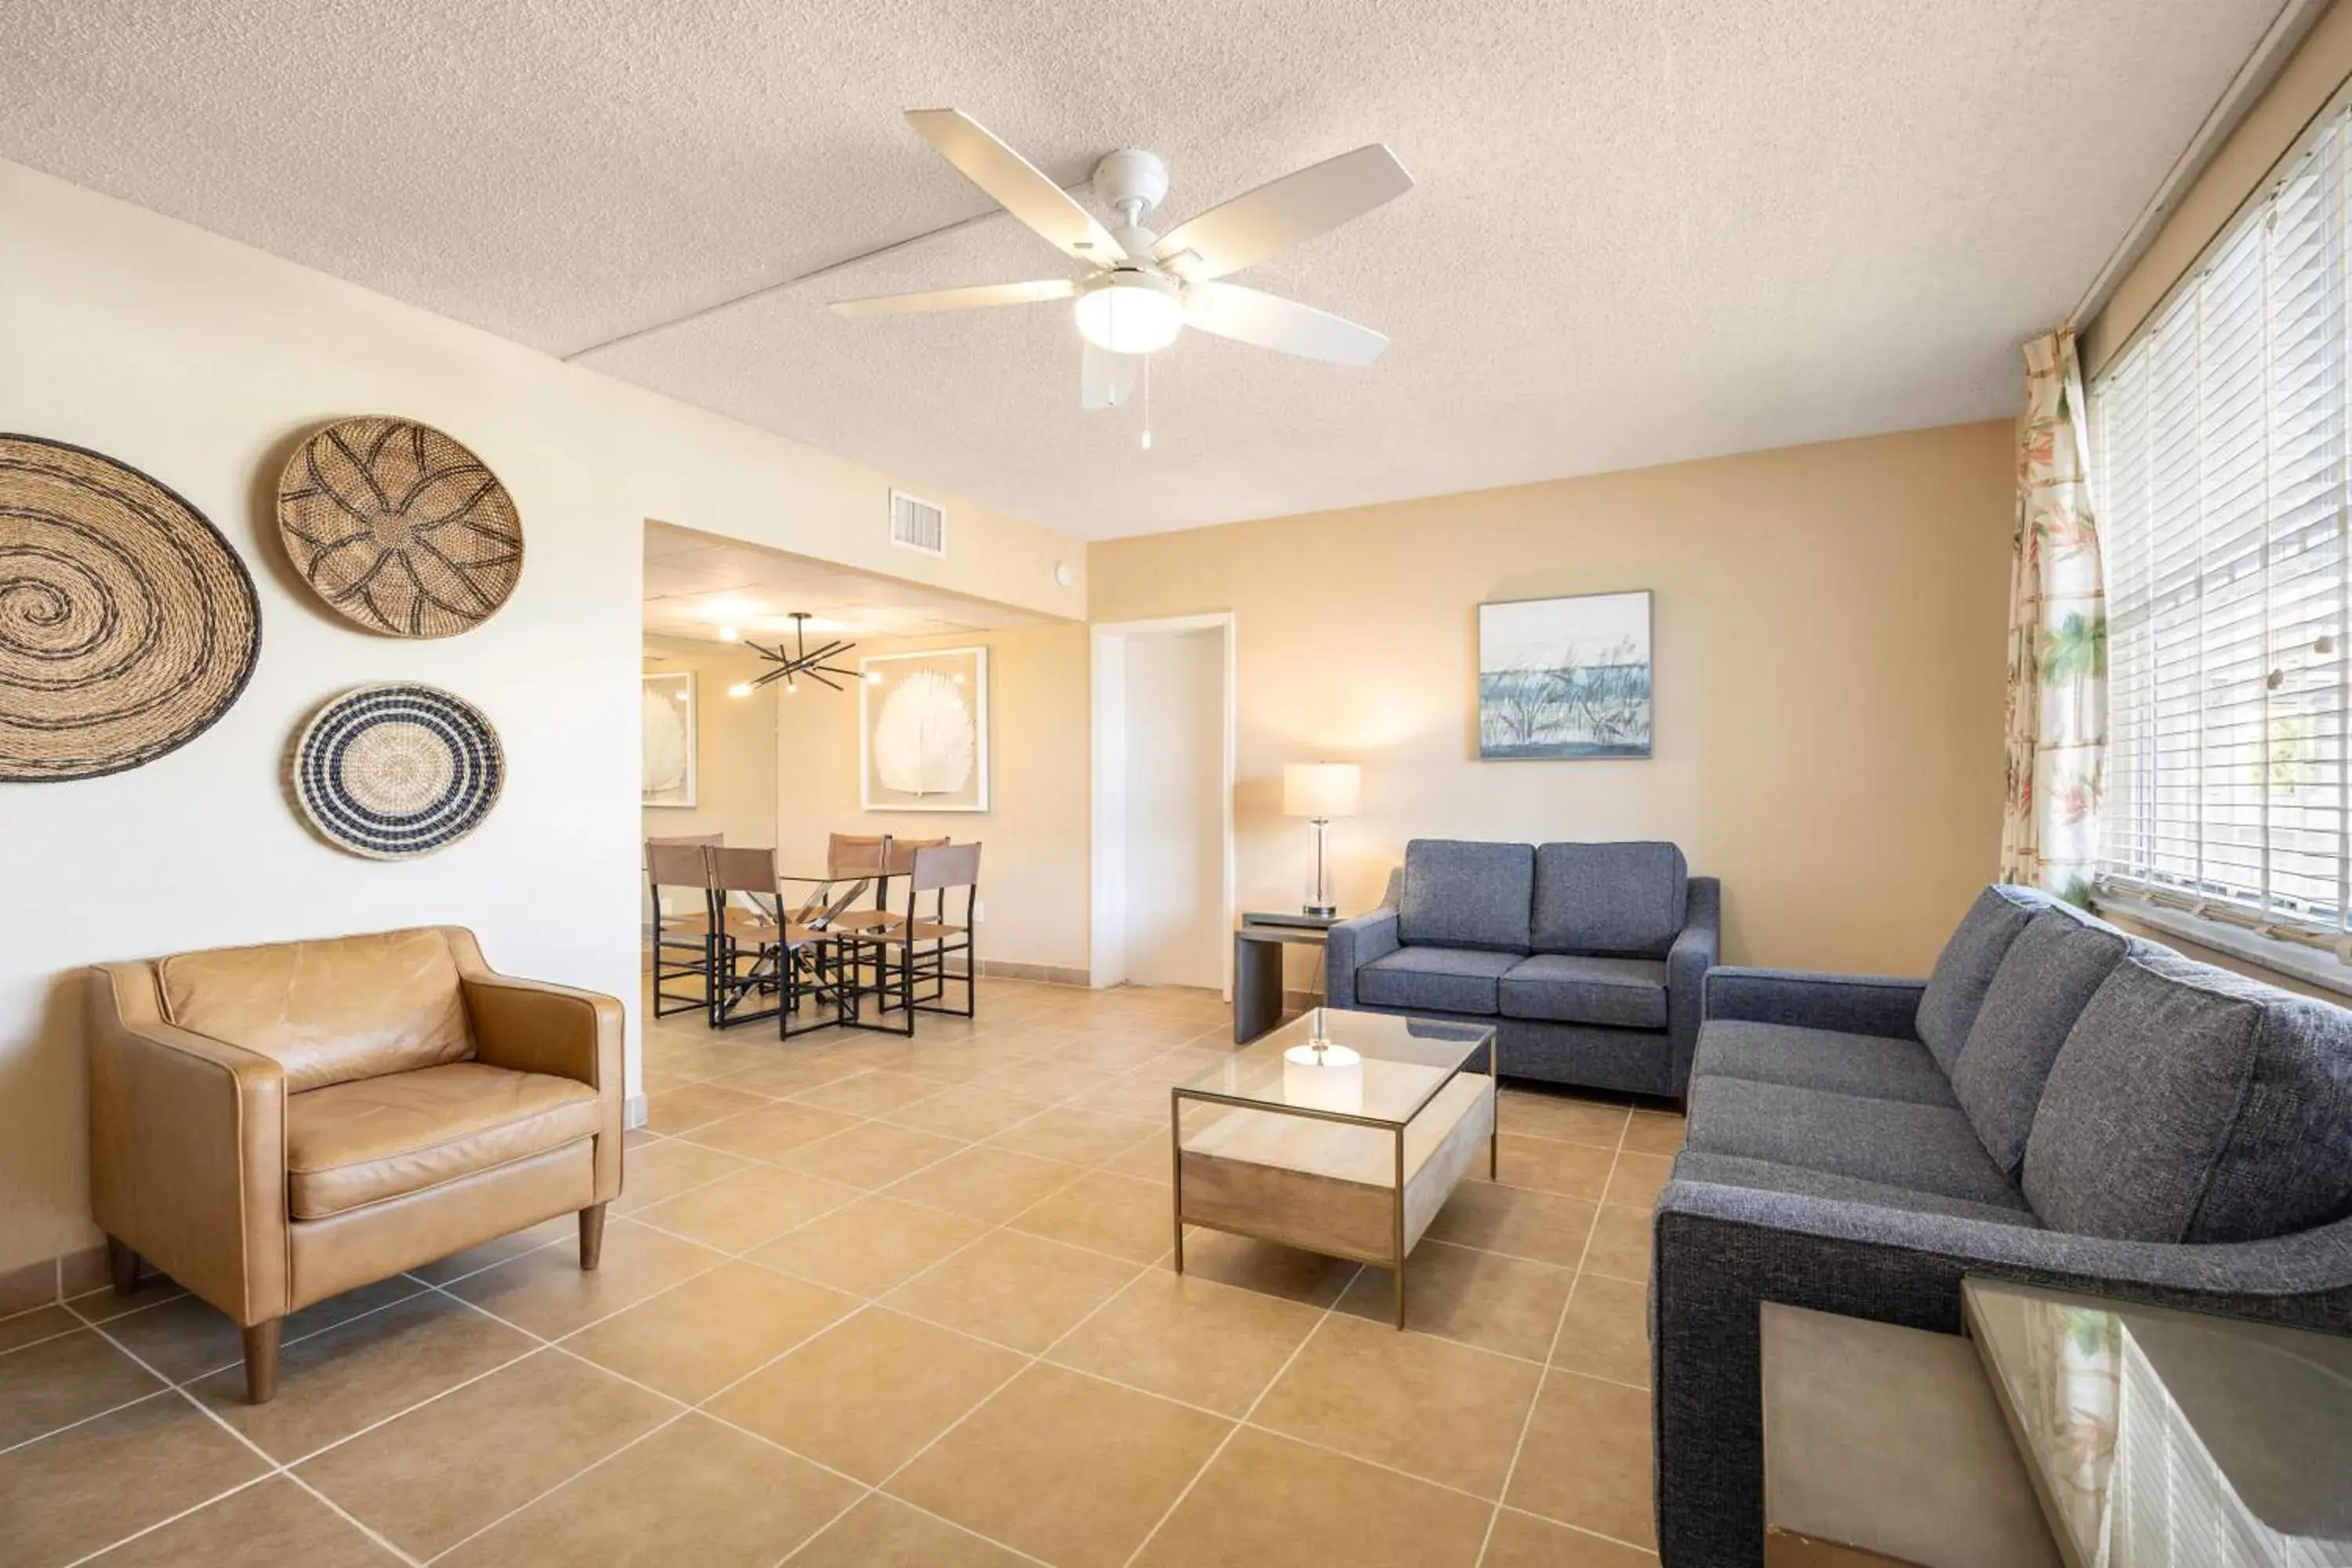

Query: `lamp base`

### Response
(1301, 902, 1336, 918)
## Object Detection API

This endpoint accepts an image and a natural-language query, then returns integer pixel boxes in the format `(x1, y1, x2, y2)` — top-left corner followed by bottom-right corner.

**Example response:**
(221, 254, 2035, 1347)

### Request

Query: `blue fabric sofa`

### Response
(1323, 839, 1719, 1100)
(1653, 884, 2352, 1567)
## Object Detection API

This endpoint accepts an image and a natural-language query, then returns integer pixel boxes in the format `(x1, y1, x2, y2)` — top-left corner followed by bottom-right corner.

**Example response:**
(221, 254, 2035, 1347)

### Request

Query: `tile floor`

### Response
(0, 979, 1681, 1567)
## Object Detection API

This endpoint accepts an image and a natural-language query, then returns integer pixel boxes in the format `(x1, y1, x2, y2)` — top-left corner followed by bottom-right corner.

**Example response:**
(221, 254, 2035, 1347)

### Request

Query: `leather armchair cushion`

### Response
(161, 928, 474, 1092)
(286, 1062, 601, 1220)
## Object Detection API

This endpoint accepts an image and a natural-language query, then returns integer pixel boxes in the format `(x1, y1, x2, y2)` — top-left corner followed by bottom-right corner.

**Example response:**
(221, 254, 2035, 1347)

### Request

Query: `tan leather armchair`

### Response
(87, 927, 624, 1403)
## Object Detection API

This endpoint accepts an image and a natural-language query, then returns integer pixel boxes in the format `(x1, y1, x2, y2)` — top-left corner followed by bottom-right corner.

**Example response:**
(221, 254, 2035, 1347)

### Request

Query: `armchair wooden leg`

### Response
(107, 1237, 140, 1296)
(242, 1320, 281, 1405)
(580, 1203, 608, 1271)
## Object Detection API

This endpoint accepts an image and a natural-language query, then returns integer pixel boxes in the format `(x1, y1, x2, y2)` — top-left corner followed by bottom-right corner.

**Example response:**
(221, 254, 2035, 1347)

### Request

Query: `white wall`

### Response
(0, 159, 1087, 1276)
(1119, 630, 1227, 988)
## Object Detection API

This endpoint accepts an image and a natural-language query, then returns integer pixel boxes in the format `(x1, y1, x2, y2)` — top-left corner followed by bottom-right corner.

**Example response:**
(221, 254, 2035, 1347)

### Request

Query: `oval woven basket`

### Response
(277, 416, 523, 638)
(293, 683, 504, 858)
(0, 434, 262, 782)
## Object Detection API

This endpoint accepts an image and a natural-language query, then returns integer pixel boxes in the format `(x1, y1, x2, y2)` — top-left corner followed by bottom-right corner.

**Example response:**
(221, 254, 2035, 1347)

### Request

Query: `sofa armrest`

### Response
(1648, 1178, 2352, 1568)
(441, 929, 625, 1204)
(1324, 908, 1400, 1010)
(1664, 877, 1721, 1098)
(1702, 965, 1925, 1040)
(85, 963, 289, 1327)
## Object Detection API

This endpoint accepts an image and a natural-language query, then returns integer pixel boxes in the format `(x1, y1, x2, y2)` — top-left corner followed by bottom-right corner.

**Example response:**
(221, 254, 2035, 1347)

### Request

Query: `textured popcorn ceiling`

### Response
(0, 0, 2283, 538)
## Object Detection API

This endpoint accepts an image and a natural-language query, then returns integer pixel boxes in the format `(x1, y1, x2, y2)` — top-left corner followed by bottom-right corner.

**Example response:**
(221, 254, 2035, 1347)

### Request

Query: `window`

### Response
(2094, 100, 2352, 944)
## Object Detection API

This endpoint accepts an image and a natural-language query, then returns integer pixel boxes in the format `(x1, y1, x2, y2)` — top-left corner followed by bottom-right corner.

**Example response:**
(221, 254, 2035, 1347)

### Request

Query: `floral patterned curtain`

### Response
(2000, 329, 2107, 902)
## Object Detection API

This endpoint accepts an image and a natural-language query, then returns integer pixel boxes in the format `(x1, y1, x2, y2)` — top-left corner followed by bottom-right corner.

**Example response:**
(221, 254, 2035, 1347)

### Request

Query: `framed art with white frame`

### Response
(860, 646, 989, 811)
(641, 669, 697, 808)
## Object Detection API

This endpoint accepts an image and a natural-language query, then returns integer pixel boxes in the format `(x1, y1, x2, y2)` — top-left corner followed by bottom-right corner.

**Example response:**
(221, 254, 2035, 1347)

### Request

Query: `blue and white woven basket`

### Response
(293, 683, 503, 859)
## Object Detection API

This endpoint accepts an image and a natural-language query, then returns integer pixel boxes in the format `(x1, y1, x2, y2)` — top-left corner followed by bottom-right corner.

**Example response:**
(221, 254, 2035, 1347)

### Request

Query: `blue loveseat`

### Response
(1324, 838, 1719, 1100)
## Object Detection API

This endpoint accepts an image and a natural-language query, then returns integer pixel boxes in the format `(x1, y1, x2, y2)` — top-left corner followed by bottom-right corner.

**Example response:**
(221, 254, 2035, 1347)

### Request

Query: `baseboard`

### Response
(0, 1242, 111, 1318)
(625, 1094, 648, 1130)
(976, 959, 1090, 987)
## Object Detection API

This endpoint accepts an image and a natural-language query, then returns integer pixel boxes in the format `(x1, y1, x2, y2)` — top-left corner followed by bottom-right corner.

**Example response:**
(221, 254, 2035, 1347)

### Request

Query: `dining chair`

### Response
(645, 838, 720, 1019)
(706, 846, 789, 1030)
(839, 842, 982, 1035)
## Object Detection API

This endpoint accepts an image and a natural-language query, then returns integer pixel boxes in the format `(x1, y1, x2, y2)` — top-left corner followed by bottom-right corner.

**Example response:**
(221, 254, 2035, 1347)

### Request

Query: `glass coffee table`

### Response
(1170, 1007, 1497, 1327)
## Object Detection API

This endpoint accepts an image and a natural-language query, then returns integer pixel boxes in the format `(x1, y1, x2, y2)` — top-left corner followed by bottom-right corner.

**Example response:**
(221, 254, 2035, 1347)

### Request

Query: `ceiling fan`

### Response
(830, 110, 1414, 416)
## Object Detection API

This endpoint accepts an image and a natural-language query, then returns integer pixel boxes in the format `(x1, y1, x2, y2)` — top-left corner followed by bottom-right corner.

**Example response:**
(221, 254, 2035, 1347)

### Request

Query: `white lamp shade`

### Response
(1283, 762, 1361, 818)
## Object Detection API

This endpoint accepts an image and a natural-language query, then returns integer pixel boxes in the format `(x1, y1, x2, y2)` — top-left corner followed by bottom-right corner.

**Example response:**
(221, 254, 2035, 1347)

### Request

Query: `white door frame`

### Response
(1090, 612, 1237, 997)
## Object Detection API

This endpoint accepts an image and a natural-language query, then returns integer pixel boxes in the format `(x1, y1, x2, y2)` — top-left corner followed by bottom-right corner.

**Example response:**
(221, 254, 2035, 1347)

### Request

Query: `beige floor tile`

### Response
(1499, 1090, 1632, 1150)
(1549, 1274, 1651, 1386)
(85, 1475, 401, 1566)
(780, 1120, 968, 1189)
(966, 1057, 1115, 1102)
(447, 1218, 726, 1338)
(93, 1275, 426, 1387)
(1175, 1230, 1361, 1308)
(0, 1304, 75, 1356)
(748, 1196, 989, 1298)
(408, 1214, 576, 1284)
(563, 1262, 856, 1403)
(607, 1137, 753, 1215)
(1133, 1425, 1491, 1568)
(1506, 1370, 1655, 1546)
(644, 1082, 771, 1134)
(0, 1326, 166, 1448)
(294, 1349, 673, 1559)
(1009, 1171, 1173, 1265)
(1066, 1071, 1182, 1120)
(1334, 1240, 1573, 1360)
(1253, 1314, 1541, 1498)
(704, 1054, 865, 1099)
(988, 1106, 1161, 1167)
(1621, 1112, 1687, 1156)
(1421, 1178, 1598, 1268)
(706, 1307, 1022, 1483)
(889, 1363, 1229, 1568)
(633, 1164, 865, 1252)
(1603, 1151, 1675, 1210)
(884, 1145, 1081, 1223)
(188, 1290, 537, 1460)
(789, 1069, 950, 1117)
(789, 1494, 1031, 1568)
(0, 1393, 267, 1566)
(1105, 1132, 1175, 1185)
(1483, 1507, 1660, 1566)
(1048, 1269, 1321, 1417)
(887, 1229, 1140, 1354)
(64, 1272, 187, 1324)
(1582, 1203, 1654, 1283)
(882, 1083, 1054, 1141)
(1495, 1133, 1617, 1199)
(683, 1101, 864, 1162)
(438, 1413, 858, 1567)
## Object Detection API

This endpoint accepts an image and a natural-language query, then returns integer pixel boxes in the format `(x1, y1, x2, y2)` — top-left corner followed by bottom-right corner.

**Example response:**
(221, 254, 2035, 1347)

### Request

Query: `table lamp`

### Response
(1283, 762, 1360, 918)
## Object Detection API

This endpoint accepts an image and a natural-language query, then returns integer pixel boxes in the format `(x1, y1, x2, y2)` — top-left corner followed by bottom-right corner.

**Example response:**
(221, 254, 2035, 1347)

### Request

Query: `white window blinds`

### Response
(2094, 100, 2352, 939)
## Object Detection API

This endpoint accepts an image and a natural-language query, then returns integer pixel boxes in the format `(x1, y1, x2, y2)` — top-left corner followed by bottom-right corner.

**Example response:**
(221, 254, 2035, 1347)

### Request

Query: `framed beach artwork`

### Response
(1477, 591, 1653, 759)
(641, 670, 697, 807)
(861, 646, 989, 811)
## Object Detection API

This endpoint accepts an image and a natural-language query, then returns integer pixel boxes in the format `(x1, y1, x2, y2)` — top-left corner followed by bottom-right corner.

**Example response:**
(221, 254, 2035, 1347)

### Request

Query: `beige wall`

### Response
(2085, 0, 2352, 375)
(0, 158, 1086, 1276)
(641, 637, 779, 920)
(1089, 421, 2016, 979)
(773, 622, 1091, 973)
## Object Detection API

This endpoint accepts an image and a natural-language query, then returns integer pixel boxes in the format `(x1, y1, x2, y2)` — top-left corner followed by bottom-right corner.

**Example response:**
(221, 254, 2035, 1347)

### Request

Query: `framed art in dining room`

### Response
(641, 669, 697, 808)
(1477, 590, 1653, 759)
(861, 645, 989, 811)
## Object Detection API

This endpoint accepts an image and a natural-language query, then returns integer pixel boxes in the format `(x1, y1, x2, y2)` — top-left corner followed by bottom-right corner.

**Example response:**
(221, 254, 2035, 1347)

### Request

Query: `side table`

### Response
(1233, 911, 1336, 1043)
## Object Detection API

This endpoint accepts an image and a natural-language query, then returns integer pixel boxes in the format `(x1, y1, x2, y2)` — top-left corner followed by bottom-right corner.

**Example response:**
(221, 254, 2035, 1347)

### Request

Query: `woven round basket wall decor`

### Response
(1, 434, 262, 782)
(277, 417, 523, 638)
(293, 683, 504, 858)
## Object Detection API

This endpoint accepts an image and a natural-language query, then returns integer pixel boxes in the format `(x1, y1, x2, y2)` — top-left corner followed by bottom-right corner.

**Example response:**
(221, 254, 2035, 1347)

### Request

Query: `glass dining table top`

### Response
(1174, 1007, 1494, 1129)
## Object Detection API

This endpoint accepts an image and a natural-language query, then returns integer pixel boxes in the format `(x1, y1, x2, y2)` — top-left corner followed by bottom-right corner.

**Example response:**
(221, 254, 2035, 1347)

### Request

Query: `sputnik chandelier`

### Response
(737, 613, 873, 695)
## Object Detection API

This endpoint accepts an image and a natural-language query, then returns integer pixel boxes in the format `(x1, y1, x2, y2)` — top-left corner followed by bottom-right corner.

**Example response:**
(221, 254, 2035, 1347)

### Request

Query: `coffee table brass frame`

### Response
(1170, 1024, 1498, 1328)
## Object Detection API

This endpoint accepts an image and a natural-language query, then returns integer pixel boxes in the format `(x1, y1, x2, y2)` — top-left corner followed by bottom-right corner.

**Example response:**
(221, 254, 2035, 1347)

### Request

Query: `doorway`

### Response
(1090, 614, 1236, 994)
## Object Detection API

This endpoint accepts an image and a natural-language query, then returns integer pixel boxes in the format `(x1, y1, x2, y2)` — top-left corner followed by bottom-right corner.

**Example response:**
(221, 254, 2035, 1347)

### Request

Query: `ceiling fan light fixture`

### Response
(1074, 270, 1182, 355)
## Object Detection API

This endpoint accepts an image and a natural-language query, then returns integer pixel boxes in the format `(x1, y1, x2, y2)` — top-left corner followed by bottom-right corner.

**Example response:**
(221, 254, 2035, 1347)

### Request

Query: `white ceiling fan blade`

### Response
(1155, 144, 1412, 280)
(1080, 339, 1143, 411)
(830, 278, 1074, 317)
(1185, 282, 1389, 365)
(906, 109, 1123, 266)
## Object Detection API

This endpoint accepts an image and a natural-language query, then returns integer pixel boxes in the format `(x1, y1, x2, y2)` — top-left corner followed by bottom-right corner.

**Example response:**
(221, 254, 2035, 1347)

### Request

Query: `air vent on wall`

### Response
(890, 490, 946, 557)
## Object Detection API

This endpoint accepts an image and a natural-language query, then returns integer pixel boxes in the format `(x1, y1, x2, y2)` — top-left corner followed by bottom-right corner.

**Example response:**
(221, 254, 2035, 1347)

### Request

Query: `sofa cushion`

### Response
(286, 1061, 601, 1220)
(1530, 841, 1688, 956)
(1668, 1149, 2040, 1227)
(1397, 840, 1534, 953)
(2023, 952, 2352, 1243)
(1685, 1076, 2023, 1210)
(1690, 1019, 1957, 1107)
(1356, 946, 1522, 1014)
(1500, 953, 1668, 1029)
(160, 928, 473, 1092)
(1948, 907, 2134, 1174)
(1916, 885, 2052, 1073)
